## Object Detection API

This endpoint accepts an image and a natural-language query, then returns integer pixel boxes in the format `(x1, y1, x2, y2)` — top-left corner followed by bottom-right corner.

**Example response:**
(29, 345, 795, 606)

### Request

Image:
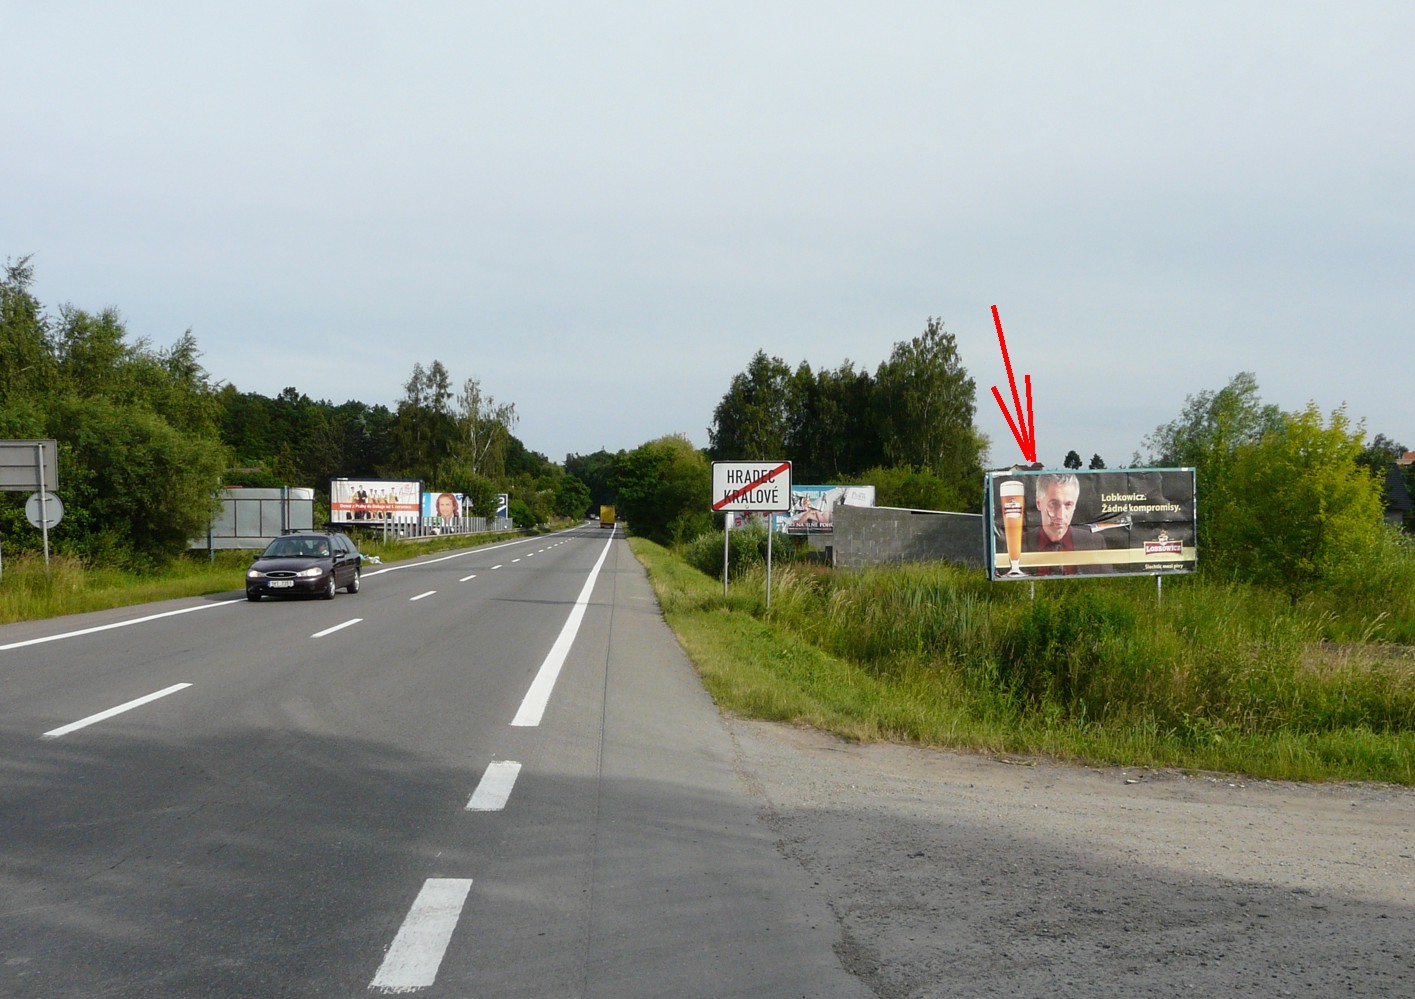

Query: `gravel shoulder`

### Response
(726, 718, 1415, 998)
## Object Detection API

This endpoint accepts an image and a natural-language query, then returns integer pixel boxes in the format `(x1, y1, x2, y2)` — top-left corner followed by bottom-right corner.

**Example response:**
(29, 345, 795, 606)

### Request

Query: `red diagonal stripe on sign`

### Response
(713, 461, 792, 511)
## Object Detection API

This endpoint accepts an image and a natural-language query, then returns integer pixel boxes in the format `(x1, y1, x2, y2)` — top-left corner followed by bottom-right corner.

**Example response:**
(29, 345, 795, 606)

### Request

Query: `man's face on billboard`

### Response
(1037, 480, 1080, 542)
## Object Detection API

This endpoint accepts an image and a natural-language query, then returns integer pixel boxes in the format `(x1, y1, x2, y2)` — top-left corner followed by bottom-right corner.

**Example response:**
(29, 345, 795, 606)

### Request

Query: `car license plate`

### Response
(270, 580, 294, 588)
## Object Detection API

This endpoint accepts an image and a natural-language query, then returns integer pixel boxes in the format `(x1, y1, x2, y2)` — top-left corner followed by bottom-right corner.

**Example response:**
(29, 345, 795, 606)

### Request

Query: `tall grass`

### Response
(0, 551, 249, 623)
(1298, 527, 1415, 643)
(635, 536, 1415, 784)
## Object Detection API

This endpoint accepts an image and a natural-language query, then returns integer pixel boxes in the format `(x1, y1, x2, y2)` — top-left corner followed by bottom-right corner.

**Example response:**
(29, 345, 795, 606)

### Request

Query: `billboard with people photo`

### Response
(329, 479, 422, 525)
(773, 485, 876, 534)
(984, 468, 1196, 581)
(422, 491, 464, 522)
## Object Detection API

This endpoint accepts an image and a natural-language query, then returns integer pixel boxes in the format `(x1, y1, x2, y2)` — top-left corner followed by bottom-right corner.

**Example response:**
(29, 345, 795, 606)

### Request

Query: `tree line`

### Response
(1138, 371, 1413, 591)
(590, 354, 1410, 604)
(705, 317, 990, 512)
(218, 360, 585, 526)
(6, 251, 1405, 588)
(554, 318, 1001, 549)
(0, 257, 588, 568)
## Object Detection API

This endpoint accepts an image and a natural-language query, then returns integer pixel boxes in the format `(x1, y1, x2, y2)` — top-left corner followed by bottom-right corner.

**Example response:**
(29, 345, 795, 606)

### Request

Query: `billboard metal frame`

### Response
(983, 467, 1197, 583)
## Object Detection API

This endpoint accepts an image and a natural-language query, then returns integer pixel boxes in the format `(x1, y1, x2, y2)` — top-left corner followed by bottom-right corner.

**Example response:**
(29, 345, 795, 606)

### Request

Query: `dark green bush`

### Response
(680, 522, 807, 580)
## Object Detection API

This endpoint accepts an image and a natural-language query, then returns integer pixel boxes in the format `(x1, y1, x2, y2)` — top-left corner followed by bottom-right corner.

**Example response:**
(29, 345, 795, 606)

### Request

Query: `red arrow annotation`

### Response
(712, 461, 792, 511)
(988, 305, 1038, 464)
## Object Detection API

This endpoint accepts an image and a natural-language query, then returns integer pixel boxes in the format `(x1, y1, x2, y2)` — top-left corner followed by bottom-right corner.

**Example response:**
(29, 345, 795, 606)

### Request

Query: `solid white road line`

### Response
(42, 683, 192, 739)
(511, 532, 615, 727)
(465, 760, 522, 811)
(312, 619, 362, 638)
(1, 601, 237, 652)
(410, 591, 436, 601)
(368, 878, 473, 993)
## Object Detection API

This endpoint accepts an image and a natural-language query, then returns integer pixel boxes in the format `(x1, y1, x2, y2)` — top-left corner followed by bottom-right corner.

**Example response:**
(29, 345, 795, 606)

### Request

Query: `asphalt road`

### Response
(0, 525, 870, 998)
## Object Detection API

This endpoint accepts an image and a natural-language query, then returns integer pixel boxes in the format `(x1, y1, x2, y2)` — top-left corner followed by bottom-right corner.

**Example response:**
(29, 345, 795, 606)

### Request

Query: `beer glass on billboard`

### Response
(999, 479, 1026, 577)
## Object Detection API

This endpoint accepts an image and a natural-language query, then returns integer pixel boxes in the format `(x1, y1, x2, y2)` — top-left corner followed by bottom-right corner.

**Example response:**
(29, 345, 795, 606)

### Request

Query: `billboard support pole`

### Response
(1157, 574, 1162, 607)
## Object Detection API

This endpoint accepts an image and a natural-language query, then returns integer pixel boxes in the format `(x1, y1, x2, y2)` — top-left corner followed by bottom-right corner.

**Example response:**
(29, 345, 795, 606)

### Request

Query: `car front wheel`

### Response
(322, 575, 337, 600)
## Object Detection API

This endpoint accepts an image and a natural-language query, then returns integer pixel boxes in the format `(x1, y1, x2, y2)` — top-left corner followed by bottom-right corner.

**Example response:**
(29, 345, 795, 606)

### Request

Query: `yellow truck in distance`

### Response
(599, 505, 616, 528)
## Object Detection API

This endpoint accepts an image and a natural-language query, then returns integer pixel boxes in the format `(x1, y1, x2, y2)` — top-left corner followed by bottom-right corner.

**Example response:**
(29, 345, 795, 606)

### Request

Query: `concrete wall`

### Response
(805, 503, 985, 569)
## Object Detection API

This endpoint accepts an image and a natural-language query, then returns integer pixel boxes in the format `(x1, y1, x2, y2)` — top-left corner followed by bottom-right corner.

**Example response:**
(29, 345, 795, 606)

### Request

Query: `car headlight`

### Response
(247, 569, 263, 579)
(295, 566, 326, 577)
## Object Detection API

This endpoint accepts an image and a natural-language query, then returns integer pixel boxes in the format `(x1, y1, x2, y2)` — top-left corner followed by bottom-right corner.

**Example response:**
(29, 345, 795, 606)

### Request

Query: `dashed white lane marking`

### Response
(42, 683, 192, 739)
(312, 619, 362, 638)
(490, 564, 503, 570)
(369, 878, 473, 993)
(511, 532, 615, 727)
(410, 591, 436, 602)
(465, 760, 522, 811)
(360, 529, 574, 578)
(458, 574, 477, 582)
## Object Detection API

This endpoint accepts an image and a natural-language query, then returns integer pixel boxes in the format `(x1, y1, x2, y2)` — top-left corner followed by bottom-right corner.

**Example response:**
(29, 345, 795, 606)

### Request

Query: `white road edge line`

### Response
(410, 591, 436, 601)
(1, 601, 237, 652)
(42, 683, 193, 739)
(511, 532, 615, 727)
(466, 760, 522, 811)
(312, 619, 362, 638)
(368, 878, 473, 993)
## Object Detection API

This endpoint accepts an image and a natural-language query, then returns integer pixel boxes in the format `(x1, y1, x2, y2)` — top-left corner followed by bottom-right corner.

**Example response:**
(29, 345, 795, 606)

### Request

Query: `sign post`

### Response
(1, 440, 61, 567)
(37, 442, 51, 566)
(711, 461, 792, 608)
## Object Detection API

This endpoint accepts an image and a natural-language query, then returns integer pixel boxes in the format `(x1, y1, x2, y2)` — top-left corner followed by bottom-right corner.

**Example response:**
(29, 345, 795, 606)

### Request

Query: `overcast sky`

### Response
(6, 2, 1411, 471)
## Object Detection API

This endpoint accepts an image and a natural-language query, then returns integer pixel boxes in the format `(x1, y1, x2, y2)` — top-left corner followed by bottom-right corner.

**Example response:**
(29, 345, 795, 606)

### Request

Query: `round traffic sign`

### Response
(25, 491, 64, 529)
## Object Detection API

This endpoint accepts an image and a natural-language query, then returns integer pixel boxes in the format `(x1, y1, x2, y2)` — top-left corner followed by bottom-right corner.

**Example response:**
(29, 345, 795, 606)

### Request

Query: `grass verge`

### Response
(630, 537, 1415, 786)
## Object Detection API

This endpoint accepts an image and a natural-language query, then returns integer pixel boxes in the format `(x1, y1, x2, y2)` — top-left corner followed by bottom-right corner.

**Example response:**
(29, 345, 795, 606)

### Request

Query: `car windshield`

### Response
(263, 537, 329, 558)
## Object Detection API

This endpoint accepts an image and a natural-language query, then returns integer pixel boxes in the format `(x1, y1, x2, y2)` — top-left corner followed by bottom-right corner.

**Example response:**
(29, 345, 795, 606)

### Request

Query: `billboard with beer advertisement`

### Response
(984, 468, 1196, 581)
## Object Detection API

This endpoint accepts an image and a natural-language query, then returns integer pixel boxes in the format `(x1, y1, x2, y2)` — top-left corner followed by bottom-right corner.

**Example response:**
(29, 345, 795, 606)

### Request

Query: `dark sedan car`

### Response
(245, 531, 363, 601)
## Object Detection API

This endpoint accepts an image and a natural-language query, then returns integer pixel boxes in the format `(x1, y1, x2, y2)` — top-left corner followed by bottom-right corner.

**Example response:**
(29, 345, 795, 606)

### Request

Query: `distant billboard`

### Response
(984, 468, 1196, 581)
(330, 479, 421, 524)
(773, 484, 876, 534)
(423, 491, 465, 522)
